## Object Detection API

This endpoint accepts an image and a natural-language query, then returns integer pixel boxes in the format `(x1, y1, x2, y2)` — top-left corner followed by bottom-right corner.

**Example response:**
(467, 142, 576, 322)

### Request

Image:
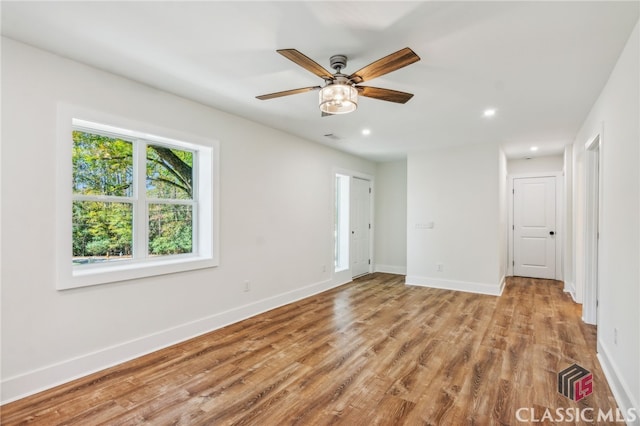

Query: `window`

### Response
(334, 174, 350, 271)
(57, 108, 218, 289)
(72, 129, 196, 263)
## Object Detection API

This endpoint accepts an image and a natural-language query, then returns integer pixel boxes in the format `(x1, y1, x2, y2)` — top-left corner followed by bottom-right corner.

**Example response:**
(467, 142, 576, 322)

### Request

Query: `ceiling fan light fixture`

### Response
(258, 48, 419, 113)
(319, 83, 358, 114)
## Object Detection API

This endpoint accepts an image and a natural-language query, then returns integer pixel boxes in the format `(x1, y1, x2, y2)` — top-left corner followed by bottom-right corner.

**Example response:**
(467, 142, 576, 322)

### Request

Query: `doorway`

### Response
(509, 173, 562, 280)
(350, 177, 371, 278)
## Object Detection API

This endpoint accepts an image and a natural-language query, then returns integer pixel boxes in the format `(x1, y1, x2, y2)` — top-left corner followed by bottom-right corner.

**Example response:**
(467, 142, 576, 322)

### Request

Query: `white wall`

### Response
(571, 21, 639, 420)
(0, 38, 375, 402)
(374, 160, 407, 274)
(507, 155, 564, 174)
(406, 143, 503, 295)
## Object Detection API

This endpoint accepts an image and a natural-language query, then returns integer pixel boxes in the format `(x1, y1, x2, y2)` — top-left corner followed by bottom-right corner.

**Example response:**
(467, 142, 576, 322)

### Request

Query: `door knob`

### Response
(550, 231, 555, 236)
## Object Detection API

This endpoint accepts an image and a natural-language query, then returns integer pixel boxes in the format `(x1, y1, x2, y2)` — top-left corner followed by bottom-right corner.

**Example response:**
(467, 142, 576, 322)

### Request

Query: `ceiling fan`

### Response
(256, 47, 421, 115)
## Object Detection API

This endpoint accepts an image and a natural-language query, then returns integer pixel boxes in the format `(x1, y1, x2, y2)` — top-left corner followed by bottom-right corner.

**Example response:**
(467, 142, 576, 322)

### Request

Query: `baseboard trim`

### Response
(498, 275, 506, 296)
(563, 281, 577, 302)
(597, 340, 639, 425)
(374, 264, 406, 275)
(405, 275, 503, 296)
(1, 277, 346, 405)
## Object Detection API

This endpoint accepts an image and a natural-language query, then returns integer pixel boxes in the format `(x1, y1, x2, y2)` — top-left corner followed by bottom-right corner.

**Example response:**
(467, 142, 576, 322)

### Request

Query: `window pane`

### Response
(148, 204, 193, 255)
(147, 145, 193, 200)
(72, 131, 133, 197)
(72, 201, 133, 265)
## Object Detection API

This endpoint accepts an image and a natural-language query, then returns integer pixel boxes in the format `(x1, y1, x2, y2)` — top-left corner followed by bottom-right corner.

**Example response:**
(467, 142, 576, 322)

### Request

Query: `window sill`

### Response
(58, 255, 218, 290)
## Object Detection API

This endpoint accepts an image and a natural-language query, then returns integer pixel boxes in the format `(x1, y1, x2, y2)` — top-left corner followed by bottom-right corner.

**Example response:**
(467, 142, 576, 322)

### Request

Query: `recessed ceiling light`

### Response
(530, 146, 539, 152)
(362, 128, 371, 136)
(483, 108, 496, 117)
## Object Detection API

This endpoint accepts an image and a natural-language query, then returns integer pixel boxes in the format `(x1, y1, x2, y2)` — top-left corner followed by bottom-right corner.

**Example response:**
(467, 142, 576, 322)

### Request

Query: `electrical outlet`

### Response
(614, 328, 618, 345)
(244, 280, 250, 292)
(437, 263, 443, 272)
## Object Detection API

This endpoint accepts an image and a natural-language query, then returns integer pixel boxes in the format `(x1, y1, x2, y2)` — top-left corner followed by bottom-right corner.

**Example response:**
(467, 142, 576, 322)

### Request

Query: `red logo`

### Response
(558, 364, 593, 401)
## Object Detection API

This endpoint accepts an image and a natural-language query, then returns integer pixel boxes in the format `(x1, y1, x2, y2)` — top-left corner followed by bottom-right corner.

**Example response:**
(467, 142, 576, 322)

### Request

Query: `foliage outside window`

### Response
(145, 144, 194, 256)
(72, 128, 196, 266)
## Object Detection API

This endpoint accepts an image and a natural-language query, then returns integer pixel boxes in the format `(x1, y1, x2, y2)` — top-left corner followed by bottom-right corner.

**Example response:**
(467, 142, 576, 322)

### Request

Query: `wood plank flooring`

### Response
(1, 274, 618, 425)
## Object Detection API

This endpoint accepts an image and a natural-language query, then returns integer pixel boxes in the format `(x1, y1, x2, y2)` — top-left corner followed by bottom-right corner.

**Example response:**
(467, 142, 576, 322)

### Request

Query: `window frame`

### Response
(57, 104, 219, 290)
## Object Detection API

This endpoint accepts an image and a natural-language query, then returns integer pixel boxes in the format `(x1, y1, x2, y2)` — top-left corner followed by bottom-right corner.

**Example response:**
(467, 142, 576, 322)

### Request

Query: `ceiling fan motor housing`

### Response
(329, 54, 348, 73)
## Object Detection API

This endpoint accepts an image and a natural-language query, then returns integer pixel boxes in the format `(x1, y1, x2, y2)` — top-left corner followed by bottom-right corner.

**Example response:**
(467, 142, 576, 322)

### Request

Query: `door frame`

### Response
(332, 168, 375, 284)
(350, 176, 373, 278)
(507, 172, 563, 279)
(583, 131, 602, 325)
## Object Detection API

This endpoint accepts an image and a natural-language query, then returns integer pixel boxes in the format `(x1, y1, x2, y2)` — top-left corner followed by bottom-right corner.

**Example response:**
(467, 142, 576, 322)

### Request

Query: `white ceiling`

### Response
(2, 1, 638, 161)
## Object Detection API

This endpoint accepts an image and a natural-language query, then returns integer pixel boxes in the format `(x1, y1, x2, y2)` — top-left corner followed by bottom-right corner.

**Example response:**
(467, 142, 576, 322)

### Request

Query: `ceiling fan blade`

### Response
(256, 86, 321, 100)
(277, 49, 334, 80)
(357, 86, 414, 104)
(348, 47, 420, 84)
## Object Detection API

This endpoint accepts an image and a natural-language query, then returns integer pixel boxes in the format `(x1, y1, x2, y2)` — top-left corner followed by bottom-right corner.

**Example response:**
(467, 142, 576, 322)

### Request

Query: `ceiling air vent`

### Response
(324, 133, 341, 141)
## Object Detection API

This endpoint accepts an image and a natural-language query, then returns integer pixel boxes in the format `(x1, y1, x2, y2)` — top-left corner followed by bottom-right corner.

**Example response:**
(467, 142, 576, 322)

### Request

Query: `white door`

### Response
(513, 176, 556, 279)
(351, 177, 371, 278)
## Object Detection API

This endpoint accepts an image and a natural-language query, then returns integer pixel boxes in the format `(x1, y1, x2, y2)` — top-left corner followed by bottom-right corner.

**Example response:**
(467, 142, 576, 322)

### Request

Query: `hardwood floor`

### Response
(1, 274, 618, 425)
